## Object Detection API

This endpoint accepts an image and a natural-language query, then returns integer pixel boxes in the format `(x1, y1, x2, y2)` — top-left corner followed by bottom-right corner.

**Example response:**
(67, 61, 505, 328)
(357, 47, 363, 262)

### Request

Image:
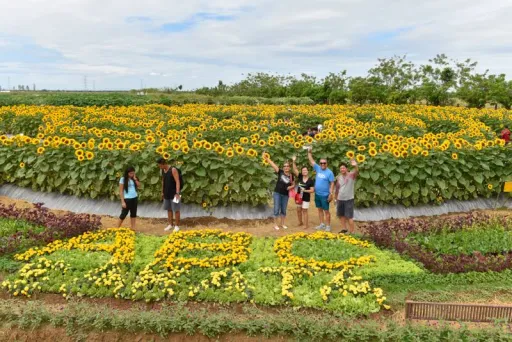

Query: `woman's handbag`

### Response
(295, 192, 303, 205)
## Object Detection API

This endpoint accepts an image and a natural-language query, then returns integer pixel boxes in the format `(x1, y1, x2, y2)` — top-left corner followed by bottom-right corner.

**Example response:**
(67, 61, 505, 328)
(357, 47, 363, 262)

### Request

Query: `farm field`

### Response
(0, 103, 511, 340)
(0, 104, 510, 209)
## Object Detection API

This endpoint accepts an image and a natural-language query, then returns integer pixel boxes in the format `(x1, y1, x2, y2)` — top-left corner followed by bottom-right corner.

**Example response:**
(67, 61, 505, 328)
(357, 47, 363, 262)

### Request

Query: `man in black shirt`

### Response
(157, 158, 182, 233)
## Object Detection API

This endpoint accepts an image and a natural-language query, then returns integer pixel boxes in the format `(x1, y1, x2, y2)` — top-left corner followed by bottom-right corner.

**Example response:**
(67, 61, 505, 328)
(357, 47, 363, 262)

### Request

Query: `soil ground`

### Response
(1, 195, 510, 237)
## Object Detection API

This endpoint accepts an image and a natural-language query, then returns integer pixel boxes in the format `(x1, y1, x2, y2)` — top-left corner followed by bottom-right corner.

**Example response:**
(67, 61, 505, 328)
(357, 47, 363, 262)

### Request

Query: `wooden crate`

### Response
(405, 301, 512, 322)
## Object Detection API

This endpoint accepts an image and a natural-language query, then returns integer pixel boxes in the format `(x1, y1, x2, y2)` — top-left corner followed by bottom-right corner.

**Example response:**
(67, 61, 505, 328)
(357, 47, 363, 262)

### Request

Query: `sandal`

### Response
(274, 225, 280, 230)
(282, 225, 288, 230)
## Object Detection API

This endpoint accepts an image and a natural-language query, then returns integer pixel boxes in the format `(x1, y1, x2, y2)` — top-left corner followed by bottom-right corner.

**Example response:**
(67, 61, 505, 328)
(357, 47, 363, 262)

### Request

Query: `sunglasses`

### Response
(320, 162, 327, 165)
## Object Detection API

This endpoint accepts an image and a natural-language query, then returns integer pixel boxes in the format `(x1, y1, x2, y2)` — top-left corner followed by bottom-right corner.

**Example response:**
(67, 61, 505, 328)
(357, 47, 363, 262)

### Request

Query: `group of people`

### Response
(264, 146, 358, 234)
(117, 147, 358, 234)
(117, 158, 182, 231)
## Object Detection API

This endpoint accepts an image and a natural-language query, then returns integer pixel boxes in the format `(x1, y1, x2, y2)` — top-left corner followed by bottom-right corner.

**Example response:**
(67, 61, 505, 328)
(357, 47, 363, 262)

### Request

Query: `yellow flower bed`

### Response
(2, 229, 391, 313)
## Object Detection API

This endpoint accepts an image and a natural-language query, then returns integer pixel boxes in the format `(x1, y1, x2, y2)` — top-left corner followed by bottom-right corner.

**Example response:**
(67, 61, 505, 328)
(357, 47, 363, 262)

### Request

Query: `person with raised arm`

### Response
(307, 147, 335, 232)
(263, 153, 295, 230)
(335, 160, 359, 234)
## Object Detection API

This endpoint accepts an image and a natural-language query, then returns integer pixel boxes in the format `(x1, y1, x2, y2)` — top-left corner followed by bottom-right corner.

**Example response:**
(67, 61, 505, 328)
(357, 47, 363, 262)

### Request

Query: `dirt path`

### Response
(0, 195, 362, 237)
(1, 195, 510, 237)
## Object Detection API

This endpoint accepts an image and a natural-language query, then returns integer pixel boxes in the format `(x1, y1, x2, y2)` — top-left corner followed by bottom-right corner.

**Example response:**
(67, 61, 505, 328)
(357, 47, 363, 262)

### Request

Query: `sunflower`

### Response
(130, 145, 140, 151)
(451, 153, 458, 160)
(393, 150, 401, 158)
(356, 154, 366, 163)
(172, 142, 181, 151)
(421, 150, 429, 157)
(163, 152, 171, 160)
(43, 140, 50, 147)
(182, 146, 190, 154)
(346, 151, 355, 159)
(204, 142, 213, 150)
(117, 142, 125, 149)
(37, 147, 45, 155)
(401, 151, 408, 158)
(381, 144, 390, 152)
(215, 145, 225, 154)
(85, 151, 94, 160)
(224, 185, 229, 191)
(246, 148, 257, 157)
(240, 137, 249, 144)
(369, 142, 377, 149)
(202, 202, 207, 208)
(488, 184, 493, 190)
(77, 155, 85, 162)
(236, 146, 244, 154)
(156, 146, 165, 154)
(19, 162, 25, 168)
(75, 149, 84, 158)
(369, 148, 377, 157)
(258, 140, 266, 147)
(226, 150, 235, 158)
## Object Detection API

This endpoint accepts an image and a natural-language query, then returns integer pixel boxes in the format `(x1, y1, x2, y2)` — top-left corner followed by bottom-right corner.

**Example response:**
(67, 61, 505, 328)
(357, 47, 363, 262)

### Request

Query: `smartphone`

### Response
(173, 197, 180, 204)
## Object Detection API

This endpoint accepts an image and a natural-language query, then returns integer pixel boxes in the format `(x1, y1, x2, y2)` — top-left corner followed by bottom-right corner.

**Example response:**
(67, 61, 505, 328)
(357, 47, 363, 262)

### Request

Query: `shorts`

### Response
(336, 199, 354, 219)
(297, 201, 310, 209)
(164, 198, 181, 212)
(120, 197, 138, 219)
(314, 194, 330, 211)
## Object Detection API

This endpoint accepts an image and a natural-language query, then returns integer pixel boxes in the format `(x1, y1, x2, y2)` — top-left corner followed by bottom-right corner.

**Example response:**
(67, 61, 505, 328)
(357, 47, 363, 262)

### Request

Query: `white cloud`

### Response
(0, 0, 511, 89)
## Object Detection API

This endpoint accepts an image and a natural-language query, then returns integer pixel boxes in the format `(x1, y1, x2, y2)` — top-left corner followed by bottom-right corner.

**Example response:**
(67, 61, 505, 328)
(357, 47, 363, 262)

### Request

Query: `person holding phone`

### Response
(263, 153, 295, 230)
(157, 158, 182, 233)
(292, 156, 315, 229)
(118, 166, 140, 230)
(335, 160, 359, 234)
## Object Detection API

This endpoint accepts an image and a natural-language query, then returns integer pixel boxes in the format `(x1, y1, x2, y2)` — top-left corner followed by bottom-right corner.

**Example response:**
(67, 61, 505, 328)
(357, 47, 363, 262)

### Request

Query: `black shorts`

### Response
(336, 199, 354, 219)
(120, 197, 138, 219)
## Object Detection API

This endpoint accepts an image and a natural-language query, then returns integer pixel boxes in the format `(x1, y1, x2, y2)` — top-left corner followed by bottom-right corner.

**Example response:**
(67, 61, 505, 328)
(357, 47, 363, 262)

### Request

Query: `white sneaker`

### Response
(324, 226, 332, 232)
(164, 225, 173, 231)
(315, 223, 325, 230)
(173, 226, 180, 233)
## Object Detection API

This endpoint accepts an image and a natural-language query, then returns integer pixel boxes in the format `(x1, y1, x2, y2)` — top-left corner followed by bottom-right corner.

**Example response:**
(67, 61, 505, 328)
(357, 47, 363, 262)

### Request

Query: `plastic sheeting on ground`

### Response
(0, 184, 510, 221)
(0, 184, 272, 220)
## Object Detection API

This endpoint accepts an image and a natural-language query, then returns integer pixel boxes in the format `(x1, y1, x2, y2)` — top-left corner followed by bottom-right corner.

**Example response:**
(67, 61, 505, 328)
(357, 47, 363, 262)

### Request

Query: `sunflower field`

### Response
(0, 104, 510, 208)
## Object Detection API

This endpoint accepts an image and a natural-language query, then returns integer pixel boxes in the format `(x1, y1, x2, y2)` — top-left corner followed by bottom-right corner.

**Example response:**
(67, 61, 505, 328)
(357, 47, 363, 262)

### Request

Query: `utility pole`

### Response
(84, 75, 88, 91)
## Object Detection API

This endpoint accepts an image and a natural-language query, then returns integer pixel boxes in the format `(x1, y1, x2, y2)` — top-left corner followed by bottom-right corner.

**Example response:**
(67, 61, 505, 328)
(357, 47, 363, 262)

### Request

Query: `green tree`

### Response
(418, 54, 456, 106)
(367, 55, 418, 104)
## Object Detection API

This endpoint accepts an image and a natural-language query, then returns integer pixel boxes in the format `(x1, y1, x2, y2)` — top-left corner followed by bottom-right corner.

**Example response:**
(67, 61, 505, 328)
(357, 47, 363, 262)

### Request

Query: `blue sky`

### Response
(0, 0, 511, 90)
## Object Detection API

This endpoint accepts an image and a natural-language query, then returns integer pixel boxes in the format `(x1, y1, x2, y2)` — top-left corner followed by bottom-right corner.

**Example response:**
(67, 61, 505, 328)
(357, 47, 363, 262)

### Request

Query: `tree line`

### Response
(195, 54, 512, 108)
